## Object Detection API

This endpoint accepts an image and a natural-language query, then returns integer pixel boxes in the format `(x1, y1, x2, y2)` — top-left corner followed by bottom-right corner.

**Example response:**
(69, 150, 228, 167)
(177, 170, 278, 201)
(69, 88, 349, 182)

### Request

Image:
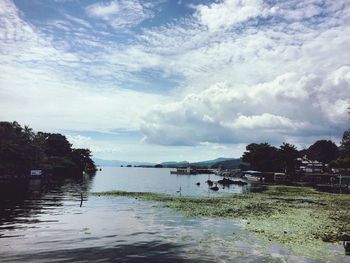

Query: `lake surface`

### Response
(0, 167, 347, 262)
(92, 167, 250, 195)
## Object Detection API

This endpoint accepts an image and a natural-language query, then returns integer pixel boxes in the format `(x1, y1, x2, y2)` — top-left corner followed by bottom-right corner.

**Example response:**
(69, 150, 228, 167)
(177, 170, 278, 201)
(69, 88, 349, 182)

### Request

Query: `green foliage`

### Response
(44, 133, 72, 157)
(241, 143, 283, 172)
(340, 129, 350, 158)
(329, 157, 350, 169)
(211, 159, 243, 169)
(70, 148, 96, 175)
(241, 139, 340, 173)
(328, 130, 350, 168)
(0, 121, 97, 176)
(306, 140, 339, 164)
(279, 143, 299, 178)
(0, 121, 40, 175)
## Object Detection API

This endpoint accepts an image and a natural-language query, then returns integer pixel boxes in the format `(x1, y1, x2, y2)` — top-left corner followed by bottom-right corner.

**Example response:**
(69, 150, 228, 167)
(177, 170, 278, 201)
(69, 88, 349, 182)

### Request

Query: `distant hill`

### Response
(93, 158, 155, 167)
(94, 157, 242, 169)
(211, 159, 243, 169)
(160, 161, 190, 167)
(190, 157, 234, 168)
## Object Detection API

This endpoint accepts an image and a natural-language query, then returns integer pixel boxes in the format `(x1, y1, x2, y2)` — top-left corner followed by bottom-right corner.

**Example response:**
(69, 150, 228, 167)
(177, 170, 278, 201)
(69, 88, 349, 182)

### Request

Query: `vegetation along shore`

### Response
(0, 121, 97, 178)
(92, 185, 350, 260)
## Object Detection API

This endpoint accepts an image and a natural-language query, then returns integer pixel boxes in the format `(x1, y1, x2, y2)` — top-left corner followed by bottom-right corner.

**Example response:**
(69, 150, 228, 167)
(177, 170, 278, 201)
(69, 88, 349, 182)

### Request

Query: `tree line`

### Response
(241, 129, 350, 178)
(0, 121, 97, 177)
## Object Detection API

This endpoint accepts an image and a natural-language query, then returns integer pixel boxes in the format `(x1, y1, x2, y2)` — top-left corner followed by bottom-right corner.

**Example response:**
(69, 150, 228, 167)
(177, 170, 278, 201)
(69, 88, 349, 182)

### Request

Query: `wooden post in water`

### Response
(80, 192, 83, 207)
(344, 240, 350, 255)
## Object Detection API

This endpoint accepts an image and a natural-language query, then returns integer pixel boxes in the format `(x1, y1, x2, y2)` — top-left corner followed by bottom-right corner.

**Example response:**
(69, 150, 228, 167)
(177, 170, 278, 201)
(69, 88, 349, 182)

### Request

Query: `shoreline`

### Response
(91, 186, 350, 260)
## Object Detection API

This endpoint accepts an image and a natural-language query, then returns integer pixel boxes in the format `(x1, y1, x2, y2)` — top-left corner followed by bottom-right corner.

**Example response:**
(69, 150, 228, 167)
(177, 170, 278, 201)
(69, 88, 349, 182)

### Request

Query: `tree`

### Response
(340, 129, 350, 158)
(70, 149, 97, 174)
(0, 122, 96, 177)
(44, 133, 72, 157)
(307, 140, 339, 164)
(241, 143, 283, 172)
(23, 125, 35, 140)
(0, 122, 38, 175)
(279, 143, 299, 178)
(329, 129, 350, 168)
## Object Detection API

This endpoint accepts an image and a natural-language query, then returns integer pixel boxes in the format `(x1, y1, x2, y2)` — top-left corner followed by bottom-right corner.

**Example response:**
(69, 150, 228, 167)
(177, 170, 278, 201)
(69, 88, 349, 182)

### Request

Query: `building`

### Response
(297, 156, 324, 173)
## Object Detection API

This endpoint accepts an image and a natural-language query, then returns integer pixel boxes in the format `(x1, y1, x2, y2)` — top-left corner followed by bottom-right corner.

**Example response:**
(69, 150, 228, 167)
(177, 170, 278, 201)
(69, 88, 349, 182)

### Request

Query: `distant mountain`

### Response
(161, 157, 240, 168)
(94, 157, 242, 169)
(160, 161, 189, 167)
(190, 157, 234, 168)
(211, 159, 243, 169)
(93, 158, 155, 167)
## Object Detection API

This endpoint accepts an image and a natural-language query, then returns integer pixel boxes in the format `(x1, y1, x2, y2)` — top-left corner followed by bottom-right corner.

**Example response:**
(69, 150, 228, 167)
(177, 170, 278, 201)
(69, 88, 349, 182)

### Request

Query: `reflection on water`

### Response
(0, 168, 348, 262)
(0, 174, 93, 228)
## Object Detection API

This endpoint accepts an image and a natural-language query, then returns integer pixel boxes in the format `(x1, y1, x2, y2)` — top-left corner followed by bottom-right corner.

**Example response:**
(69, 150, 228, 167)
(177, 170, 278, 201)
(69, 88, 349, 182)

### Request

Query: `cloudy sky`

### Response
(1, 0, 349, 162)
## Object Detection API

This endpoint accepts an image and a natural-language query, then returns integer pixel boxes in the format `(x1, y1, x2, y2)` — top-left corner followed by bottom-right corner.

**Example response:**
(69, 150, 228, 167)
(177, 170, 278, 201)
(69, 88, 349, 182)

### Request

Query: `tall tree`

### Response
(44, 134, 72, 157)
(0, 122, 38, 175)
(0, 122, 96, 176)
(70, 149, 97, 174)
(307, 140, 339, 164)
(279, 143, 299, 177)
(340, 129, 350, 158)
(329, 129, 350, 168)
(242, 143, 283, 172)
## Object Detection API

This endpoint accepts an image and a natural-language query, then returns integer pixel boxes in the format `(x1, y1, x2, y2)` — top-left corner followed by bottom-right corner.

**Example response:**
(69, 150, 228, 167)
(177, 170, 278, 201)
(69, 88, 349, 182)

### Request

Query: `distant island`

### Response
(93, 157, 243, 169)
(0, 121, 97, 178)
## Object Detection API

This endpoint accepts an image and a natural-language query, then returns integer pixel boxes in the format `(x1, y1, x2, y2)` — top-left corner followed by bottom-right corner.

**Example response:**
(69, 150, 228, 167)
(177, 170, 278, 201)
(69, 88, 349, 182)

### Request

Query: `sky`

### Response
(0, 0, 350, 162)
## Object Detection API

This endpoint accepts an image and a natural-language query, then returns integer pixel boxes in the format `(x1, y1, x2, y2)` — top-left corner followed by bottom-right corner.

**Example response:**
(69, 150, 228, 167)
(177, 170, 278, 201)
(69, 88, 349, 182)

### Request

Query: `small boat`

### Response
(170, 167, 197, 175)
(242, 170, 262, 182)
(242, 174, 260, 182)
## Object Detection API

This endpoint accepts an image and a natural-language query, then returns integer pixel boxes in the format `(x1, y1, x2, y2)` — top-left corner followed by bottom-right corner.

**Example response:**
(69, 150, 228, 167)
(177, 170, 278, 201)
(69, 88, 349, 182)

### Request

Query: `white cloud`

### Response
(141, 63, 349, 145)
(66, 134, 122, 154)
(66, 135, 92, 147)
(64, 14, 93, 29)
(1, 0, 350, 159)
(276, 1, 322, 21)
(133, 1, 350, 147)
(230, 113, 301, 130)
(194, 0, 272, 32)
(85, 0, 154, 29)
(0, 0, 168, 133)
(0, 65, 166, 132)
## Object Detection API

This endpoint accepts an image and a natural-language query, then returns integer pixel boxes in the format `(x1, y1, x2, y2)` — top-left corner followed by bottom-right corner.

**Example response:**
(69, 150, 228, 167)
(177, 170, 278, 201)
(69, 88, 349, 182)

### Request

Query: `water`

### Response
(0, 168, 347, 262)
(91, 167, 249, 195)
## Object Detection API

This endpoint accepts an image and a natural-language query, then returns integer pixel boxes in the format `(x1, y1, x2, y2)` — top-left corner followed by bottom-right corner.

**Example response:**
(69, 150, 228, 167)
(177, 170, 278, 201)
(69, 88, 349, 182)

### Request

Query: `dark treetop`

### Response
(0, 121, 97, 177)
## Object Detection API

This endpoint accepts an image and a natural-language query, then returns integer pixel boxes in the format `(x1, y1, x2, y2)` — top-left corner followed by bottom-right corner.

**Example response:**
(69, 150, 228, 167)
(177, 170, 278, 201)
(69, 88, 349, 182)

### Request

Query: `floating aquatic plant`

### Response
(91, 186, 350, 260)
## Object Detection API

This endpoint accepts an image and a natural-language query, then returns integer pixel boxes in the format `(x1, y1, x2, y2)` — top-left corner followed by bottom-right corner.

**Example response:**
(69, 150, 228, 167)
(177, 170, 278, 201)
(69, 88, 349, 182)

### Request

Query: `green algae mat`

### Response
(91, 186, 350, 260)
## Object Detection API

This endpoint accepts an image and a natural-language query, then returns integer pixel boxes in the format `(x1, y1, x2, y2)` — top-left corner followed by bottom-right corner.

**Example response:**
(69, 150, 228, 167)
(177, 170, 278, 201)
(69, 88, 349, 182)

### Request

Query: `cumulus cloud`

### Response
(135, 0, 350, 147)
(141, 64, 350, 146)
(85, 0, 154, 29)
(1, 0, 350, 158)
(230, 113, 302, 130)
